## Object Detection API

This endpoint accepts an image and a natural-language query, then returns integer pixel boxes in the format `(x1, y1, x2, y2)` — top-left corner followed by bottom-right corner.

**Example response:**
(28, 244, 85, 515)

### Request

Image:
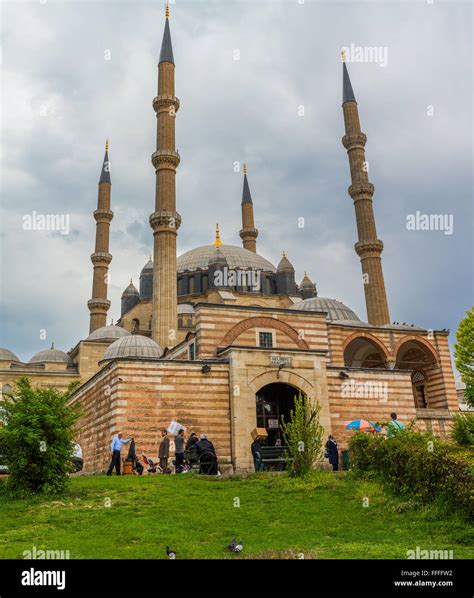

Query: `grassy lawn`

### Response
(0, 472, 472, 560)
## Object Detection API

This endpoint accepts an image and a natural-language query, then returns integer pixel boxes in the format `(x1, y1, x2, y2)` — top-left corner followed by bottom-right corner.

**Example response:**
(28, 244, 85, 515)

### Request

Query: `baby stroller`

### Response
(198, 449, 218, 475)
(142, 454, 162, 474)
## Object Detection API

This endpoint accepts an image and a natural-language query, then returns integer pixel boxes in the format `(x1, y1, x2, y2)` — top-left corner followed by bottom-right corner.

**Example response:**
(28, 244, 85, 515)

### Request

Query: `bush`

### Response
(349, 430, 473, 518)
(0, 377, 81, 495)
(280, 392, 324, 477)
(451, 412, 474, 447)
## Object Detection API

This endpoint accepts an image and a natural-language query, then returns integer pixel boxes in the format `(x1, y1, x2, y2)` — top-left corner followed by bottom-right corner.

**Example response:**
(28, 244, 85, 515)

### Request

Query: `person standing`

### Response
(174, 428, 185, 473)
(158, 429, 170, 473)
(107, 432, 132, 476)
(325, 435, 339, 472)
(387, 412, 405, 437)
(251, 437, 264, 472)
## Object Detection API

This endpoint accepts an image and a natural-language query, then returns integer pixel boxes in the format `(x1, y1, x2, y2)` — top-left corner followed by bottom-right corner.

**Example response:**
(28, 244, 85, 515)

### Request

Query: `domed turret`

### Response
(102, 334, 163, 362)
(121, 279, 139, 316)
(276, 252, 296, 295)
(29, 343, 72, 365)
(300, 272, 317, 299)
(140, 256, 153, 300)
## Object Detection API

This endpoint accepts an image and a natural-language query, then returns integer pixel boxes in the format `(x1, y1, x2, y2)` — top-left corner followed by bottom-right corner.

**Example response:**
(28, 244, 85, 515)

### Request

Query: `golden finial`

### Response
(282, 251, 286, 257)
(165, 0, 169, 18)
(243, 162, 247, 175)
(304, 271, 308, 277)
(105, 138, 109, 151)
(130, 278, 133, 284)
(341, 49, 346, 63)
(214, 223, 222, 247)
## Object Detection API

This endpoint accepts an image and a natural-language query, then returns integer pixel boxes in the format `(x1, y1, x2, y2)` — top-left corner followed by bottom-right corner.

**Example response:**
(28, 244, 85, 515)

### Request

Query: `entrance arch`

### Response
(256, 383, 303, 445)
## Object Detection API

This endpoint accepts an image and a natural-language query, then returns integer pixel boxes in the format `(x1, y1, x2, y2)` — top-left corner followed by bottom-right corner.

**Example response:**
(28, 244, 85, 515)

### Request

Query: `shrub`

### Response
(280, 392, 324, 477)
(349, 430, 473, 517)
(0, 377, 81, 495)
(451, 412, 474, 447)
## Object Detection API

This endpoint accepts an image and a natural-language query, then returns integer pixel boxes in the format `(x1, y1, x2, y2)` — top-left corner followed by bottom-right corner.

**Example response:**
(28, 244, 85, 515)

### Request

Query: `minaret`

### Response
(88, 140, 113, 333)
(239, 162, 258, 253)
(341, 59, 390, 326)
(149, 1, 181, 348)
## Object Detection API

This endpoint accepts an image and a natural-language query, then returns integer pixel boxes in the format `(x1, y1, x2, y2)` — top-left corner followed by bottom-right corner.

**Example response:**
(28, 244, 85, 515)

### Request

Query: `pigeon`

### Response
(166, 546, 176, 559)
(226, 537, 243, 553)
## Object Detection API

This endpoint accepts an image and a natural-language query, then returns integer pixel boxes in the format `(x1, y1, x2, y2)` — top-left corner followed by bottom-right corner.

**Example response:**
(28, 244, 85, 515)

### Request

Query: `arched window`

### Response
(189, 276, 195, 294)
(202, 274, 208, 293)
(177, 278, 183, 295)
(132, 318, 139, 332)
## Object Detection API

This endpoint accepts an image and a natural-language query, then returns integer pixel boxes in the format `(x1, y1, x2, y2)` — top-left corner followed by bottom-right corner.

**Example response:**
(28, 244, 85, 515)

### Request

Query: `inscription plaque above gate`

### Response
(269, 355, 292, 367)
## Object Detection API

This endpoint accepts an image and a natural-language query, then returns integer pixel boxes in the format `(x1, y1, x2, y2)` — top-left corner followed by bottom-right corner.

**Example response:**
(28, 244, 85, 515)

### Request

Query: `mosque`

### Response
(0, 6, 458, 472)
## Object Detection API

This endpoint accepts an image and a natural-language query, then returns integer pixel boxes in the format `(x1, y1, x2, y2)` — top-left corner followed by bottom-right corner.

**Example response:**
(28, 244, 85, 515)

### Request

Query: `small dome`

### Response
(122, 280, 139, 297)
(140, 258, 153, 274)
(86, 325, 131, 342)
(290, 297, 360, 322)
(0, 348, 20, 362)
(102, 335, 163, 361)
(29, 343, 72, 364)
(277, 252, 294, 272)
(177, 303, 195, 314)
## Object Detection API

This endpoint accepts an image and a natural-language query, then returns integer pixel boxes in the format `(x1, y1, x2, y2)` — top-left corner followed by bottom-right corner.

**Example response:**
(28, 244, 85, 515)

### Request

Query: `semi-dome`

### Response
(290, 297, 361, 322)
(29, 343, 72, 364)
(86, 325, 131, 342)
(102, 334, 163, 361)
(0, 348, 20, 362)
(177, 303, 195, 314)
(177, 244, 276, 273)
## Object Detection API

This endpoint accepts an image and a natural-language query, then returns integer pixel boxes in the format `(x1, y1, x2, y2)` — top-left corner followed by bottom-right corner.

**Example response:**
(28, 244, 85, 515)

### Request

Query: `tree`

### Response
(280, 392, 324, 477)
(454, 307, 474, 407)
(0, 377, 81, 495)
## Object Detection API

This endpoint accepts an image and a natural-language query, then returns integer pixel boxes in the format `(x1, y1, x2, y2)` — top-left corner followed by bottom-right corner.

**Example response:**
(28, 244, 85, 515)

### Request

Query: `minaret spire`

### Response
(150, 5, 181, 348)
(88, 140, 113, 333)
(341, 60, 390, 326)
(239, 162, 259, 253)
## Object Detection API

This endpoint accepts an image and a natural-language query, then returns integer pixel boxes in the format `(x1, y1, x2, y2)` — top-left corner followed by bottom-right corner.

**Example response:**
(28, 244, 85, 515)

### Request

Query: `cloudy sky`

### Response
(0, 0, 472, 366)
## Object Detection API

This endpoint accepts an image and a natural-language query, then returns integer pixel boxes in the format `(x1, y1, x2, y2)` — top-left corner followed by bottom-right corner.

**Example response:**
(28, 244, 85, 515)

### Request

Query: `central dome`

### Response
(177, 244, 276, 273)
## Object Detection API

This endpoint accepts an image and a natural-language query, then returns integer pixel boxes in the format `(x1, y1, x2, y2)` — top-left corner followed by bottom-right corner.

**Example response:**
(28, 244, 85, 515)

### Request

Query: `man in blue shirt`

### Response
(107, 432, 132, 476)
(387, 412, 405, 437)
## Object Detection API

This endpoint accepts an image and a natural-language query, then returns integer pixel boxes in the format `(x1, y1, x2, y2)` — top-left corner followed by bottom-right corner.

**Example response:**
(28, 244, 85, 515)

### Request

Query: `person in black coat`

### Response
(185, 432, 199, 450)
(325, 435, 339, 471)
(195, 434, 218, 475)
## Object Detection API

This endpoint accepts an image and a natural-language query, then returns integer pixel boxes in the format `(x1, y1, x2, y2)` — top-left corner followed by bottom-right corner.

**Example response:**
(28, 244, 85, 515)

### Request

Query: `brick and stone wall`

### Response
(70, 359, 231, 474)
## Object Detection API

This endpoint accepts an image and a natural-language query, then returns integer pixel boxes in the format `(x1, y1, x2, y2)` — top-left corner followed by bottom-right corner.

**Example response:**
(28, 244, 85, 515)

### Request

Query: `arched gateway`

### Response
(256, 383, 303, 444)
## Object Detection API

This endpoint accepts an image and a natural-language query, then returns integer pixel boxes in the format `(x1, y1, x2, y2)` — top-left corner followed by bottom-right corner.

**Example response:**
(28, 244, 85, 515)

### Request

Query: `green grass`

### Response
(0, 472, 472, 559)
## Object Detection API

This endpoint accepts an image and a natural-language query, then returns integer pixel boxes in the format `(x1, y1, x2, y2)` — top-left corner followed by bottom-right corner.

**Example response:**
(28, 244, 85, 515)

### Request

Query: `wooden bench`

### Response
(259, 446, 292, 471)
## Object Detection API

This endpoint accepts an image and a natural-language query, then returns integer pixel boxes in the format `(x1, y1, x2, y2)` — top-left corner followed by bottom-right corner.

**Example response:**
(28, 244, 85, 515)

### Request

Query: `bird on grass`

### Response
(166, 546, 176, 559)
(226, 537, 243, 553)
